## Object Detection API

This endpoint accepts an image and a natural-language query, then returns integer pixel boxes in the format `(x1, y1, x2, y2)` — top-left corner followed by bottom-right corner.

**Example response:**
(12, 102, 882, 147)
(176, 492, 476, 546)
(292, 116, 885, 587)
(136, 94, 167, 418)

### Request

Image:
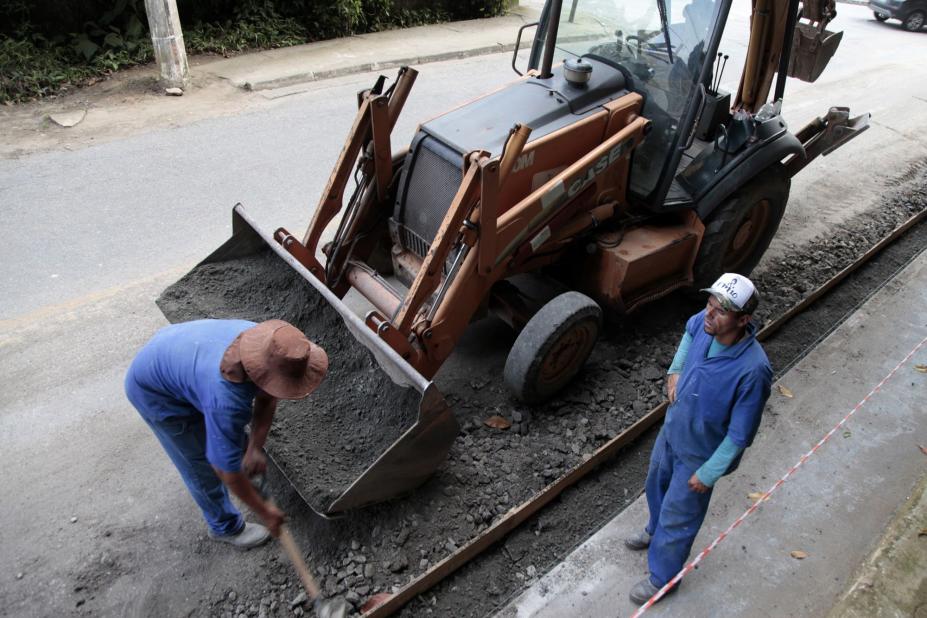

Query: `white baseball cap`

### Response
(701, 273, 759, 313)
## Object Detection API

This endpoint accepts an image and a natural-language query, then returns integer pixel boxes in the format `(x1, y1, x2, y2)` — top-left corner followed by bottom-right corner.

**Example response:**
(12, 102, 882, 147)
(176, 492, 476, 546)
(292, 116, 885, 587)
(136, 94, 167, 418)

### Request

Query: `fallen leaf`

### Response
(484, 415, 512, 430)
(790, 550, 808, 560)
(843, 430, 852, 439)
(919, 445, 927, 456)
(918, 528, 927, 537)
(748, 491, 765, 502)
(915, 364, 927, 373)
(777, 384, 794, 398)
(361, 592, 393, 613)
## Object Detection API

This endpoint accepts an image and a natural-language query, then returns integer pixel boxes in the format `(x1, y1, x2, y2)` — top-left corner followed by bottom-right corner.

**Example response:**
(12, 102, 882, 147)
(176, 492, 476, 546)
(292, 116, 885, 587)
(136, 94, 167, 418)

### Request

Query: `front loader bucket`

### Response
(157, 204, 458, 516)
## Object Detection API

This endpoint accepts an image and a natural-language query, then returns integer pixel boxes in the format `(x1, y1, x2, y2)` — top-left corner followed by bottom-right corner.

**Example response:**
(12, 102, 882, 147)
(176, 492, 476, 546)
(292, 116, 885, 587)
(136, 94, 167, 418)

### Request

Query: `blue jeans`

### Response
(138, 413, 244, 537)
(645, 429, 713, 587)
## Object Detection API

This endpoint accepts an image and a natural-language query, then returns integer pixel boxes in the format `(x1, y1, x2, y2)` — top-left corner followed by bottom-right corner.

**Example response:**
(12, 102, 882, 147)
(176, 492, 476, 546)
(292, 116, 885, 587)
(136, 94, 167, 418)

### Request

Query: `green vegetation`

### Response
(1, 0, 152, 102)
(0, 0, 507, 104)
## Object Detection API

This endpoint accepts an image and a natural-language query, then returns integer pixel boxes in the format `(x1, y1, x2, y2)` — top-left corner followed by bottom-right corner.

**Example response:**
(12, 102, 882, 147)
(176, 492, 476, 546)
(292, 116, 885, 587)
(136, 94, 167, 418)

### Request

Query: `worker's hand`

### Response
(243, 446, 267, 477)
(261, 502, 286, 537)
(688, 473, 710, 494)
(666, 373, 680, 404)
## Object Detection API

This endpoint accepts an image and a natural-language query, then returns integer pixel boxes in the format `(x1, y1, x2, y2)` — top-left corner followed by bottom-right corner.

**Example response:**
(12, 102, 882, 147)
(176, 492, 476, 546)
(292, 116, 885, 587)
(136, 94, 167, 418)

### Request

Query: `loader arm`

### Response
(300, 68, 418, 286)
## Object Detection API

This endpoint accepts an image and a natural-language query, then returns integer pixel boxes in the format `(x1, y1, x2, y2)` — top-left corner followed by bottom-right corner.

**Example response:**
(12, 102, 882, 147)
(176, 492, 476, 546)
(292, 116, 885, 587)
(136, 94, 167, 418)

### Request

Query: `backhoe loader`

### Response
(158, 0, 868, 516)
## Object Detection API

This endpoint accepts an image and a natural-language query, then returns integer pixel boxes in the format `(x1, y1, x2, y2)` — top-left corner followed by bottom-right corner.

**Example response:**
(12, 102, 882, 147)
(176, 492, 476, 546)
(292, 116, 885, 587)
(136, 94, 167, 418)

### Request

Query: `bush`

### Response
(0, 25, 152, 103)
(0, 0, 509, 103)
(184, 1, 308, 56)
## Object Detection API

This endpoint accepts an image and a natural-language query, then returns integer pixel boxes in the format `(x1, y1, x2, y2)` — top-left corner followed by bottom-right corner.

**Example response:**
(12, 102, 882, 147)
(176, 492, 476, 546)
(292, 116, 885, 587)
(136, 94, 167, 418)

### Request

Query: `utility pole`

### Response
(144, 0, 189, 89)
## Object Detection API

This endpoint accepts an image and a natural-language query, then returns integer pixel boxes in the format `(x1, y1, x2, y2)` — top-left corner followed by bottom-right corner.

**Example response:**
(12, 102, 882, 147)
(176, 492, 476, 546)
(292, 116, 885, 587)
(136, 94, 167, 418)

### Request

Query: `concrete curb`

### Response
(827, 473, 927, 618)
(242, 42, 528, 92)
(199, 7, 541, 92)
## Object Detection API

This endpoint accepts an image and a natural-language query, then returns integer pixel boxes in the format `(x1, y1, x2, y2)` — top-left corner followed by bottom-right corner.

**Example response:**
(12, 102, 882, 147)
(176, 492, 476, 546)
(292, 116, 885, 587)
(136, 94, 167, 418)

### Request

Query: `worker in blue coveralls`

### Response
(626, 273, 772, 605)
(125, 319, 328, 549)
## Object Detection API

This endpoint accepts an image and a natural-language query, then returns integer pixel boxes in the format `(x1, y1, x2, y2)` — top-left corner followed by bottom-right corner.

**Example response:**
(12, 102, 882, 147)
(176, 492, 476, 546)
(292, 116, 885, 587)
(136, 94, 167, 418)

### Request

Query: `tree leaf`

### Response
(104, 32, 124, 48)
(484, 415, 512, 430)
(126, 15, 144, 39)
(777, 384, 794, 398)
(790, 550, 808, 560)
(915, 364, 927, 373)
(361, 592, 393, 613)
(73, 35, 100, 60)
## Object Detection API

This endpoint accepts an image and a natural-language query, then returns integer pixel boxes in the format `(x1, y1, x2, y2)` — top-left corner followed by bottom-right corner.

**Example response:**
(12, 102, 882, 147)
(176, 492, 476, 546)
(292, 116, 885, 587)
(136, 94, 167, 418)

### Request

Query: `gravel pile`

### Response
(159, 252, 421, 512)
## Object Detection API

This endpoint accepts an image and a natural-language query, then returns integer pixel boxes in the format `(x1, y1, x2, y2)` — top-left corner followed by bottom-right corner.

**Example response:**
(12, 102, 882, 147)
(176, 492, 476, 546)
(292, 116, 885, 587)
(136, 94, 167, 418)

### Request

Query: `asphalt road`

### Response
(1, 3, 925, 615)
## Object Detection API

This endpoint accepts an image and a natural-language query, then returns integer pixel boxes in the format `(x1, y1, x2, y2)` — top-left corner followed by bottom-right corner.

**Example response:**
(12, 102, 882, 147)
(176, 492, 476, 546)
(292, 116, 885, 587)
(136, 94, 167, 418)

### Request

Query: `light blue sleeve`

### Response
(668, 331, 693, 374)
(695, 436, 744, 487)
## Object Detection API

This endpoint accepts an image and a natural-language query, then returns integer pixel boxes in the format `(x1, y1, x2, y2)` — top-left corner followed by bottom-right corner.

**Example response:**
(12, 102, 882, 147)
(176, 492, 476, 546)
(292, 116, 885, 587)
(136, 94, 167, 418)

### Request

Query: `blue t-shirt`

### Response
(125, 319, 258, 472)
(663, 309, 772, 472)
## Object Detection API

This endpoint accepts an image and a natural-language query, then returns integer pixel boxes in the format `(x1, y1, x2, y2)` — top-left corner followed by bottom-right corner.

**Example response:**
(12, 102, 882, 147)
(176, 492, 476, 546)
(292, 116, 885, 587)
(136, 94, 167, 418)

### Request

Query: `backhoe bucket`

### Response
(788, 23, 842, 83)
(157, 204, 458, 516)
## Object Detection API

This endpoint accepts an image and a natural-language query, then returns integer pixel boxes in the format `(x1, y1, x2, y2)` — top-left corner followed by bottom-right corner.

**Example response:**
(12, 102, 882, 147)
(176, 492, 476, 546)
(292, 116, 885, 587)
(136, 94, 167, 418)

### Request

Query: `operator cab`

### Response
(527, 0, 735, 212)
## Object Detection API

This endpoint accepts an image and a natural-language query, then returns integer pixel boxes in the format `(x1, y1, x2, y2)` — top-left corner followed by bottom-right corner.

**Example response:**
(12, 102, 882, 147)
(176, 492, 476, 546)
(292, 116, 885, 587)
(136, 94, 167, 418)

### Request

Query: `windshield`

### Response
(549, 0, 723, 199)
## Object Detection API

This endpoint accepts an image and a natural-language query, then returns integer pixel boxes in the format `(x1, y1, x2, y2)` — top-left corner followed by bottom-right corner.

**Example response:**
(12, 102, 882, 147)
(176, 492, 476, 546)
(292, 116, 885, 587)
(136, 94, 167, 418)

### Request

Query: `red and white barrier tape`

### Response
(631, 333, 927, 617)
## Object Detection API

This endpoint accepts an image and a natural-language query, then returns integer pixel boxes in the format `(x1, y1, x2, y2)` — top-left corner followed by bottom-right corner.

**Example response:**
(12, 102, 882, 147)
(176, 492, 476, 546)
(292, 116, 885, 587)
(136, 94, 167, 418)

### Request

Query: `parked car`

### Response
(870, 0, 926, 31)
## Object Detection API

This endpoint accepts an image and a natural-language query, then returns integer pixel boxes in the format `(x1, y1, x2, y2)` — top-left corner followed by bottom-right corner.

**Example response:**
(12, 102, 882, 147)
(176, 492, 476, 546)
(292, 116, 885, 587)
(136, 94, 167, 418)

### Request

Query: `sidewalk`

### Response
(498, 248, 927, 617)
(198, 4, 541, 94)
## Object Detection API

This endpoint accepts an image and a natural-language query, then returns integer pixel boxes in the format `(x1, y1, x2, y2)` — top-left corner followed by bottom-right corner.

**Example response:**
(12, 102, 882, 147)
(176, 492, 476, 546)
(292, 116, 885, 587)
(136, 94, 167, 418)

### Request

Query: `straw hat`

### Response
(221, 320, 328, 399)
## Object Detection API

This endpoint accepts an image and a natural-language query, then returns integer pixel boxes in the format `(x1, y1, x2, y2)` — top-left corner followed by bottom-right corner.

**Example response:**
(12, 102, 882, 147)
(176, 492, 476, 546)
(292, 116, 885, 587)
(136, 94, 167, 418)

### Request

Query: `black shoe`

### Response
(624, 529, 651, 551)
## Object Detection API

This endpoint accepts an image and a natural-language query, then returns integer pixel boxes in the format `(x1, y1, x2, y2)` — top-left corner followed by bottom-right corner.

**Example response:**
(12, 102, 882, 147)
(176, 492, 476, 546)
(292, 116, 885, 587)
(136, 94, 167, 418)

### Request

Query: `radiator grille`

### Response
(393, 134, 463, 259)
(399, 227, 430, 260)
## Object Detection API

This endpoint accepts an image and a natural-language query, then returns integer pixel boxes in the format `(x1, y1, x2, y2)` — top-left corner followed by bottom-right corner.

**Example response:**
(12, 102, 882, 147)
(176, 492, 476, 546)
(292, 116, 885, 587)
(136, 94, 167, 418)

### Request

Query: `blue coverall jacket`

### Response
(646, 309, 772, 587)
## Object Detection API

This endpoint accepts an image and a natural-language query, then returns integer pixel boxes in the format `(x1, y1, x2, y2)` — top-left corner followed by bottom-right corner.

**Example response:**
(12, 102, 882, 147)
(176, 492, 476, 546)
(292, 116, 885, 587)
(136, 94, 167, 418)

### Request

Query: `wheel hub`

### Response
(539, 322, 596, 384)
(732, 220, 754, 252)
(723, 199, 771, 271)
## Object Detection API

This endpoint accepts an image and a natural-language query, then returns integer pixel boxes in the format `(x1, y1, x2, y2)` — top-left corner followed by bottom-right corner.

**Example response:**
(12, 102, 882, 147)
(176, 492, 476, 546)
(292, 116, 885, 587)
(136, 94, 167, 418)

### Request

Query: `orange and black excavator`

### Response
(159, 0, 868, 516)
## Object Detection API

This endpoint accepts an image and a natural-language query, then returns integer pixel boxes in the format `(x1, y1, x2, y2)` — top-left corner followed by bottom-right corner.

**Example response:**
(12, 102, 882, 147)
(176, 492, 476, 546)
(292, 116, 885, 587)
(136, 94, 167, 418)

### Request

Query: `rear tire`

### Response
(873, 10, 889, 21)
(504, 292, 602, 405)
(693, 163, 790, 288)
(903, 10, 925, 31)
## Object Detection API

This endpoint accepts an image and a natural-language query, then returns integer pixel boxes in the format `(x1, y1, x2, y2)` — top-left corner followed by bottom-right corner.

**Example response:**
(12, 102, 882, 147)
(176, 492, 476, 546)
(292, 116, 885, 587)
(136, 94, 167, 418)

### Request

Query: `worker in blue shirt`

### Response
(125, 319, 328, 549)
(626, 273, 772, 605)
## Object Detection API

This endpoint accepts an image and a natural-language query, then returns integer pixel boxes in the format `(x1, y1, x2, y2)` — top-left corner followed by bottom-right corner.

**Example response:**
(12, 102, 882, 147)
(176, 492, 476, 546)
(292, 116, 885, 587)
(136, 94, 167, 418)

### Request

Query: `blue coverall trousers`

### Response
(644, 428, 714, 587)
(129, 402, 245, 537)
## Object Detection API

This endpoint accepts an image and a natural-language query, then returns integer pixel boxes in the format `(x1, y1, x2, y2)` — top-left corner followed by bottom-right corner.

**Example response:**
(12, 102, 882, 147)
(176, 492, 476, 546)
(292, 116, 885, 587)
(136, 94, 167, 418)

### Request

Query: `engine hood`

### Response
(420, 58, 628, 157)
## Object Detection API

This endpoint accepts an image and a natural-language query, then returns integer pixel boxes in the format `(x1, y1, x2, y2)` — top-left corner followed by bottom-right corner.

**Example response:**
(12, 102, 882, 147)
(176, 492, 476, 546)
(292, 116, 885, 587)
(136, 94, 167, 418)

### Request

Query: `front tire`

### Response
(693, 163, 790, 288)
(504, 292, 602, 405)
(903, 10, 925, 31)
